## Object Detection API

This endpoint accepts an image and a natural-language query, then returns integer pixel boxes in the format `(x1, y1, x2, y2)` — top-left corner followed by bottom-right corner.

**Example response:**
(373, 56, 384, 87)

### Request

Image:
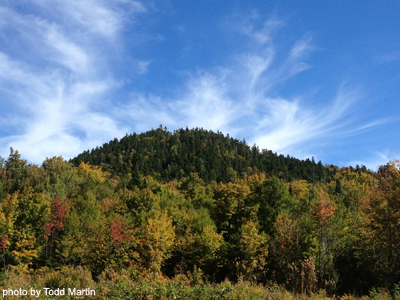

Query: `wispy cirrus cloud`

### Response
(118, 12, 385, 163)
(0, 3, 387, 168)
(0, 0, 145, 162)
(251, 88, 361, 153)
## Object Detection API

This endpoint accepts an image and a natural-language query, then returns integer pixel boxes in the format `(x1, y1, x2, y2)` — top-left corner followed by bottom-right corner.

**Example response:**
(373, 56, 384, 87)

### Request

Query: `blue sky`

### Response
(0, 0, 399, 170)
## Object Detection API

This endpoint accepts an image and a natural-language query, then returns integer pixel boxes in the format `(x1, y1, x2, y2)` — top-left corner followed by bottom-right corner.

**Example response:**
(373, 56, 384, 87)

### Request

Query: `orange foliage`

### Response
(313, 191, 336, 227)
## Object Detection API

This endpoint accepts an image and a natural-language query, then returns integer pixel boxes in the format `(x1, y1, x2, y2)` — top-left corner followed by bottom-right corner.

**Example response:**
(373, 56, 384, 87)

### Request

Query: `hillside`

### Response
(70, 126, 344, 184)
(1, 128, 389, 298)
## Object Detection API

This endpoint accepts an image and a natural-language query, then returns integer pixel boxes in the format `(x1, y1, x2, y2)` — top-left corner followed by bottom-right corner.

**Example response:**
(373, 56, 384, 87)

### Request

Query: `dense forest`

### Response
(70, 126, 346, 184)
(0, 127, 399, 299)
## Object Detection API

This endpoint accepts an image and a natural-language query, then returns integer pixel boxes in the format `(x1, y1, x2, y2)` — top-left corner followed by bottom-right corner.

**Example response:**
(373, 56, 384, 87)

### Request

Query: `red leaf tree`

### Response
(44, 196, 71, 258)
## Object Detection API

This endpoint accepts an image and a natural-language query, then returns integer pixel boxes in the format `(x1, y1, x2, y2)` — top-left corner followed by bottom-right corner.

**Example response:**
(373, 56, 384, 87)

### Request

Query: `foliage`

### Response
(70, 127, 336, 184)
(0, 135, 394, 299)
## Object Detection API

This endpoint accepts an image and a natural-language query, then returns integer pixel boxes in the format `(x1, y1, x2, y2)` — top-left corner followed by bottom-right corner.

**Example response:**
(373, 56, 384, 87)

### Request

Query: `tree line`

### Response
(0, 128, 396, 297)
(70, 126, 348, 185)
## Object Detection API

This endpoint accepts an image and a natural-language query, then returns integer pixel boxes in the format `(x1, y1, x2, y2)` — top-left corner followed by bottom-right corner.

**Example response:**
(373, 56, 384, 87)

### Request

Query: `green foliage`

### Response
(251, 176, 295, 235)
(70, 127, 336, 184)
(3, 148, 28, 193)
(0, 135, 394, 298)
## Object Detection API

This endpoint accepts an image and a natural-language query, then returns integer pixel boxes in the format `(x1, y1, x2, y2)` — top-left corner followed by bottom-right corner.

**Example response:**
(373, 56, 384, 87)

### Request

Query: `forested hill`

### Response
(70, 126, 347, 183)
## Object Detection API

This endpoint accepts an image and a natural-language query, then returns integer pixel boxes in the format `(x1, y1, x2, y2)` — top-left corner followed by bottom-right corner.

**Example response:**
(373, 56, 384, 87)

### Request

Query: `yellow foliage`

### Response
(11, 231, 38, 264)
(0, 192, 19, 229)
(237, 220, 268, 281)
(144, 211, 175, 271)
(76, 162, 106, 184)
(240, 220, 268, 262)
(290, 180, 311, 201)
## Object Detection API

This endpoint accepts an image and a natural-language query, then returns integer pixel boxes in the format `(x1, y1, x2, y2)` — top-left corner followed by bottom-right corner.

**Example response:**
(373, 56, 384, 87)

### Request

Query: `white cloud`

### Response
(117, 13, 384, 166)
(289, 36, 315, 60)
(238, 12, 283, 45)
(0, 1, 146, 163)
(46, 27, 89, 73)
(177, 73, 236, 131)
(347, 151, 398, 172)
(0, 4, 387, 171)
(251, 89, 362, 154)
(243, 51, 274, 89)
(30, 0, 145, 38)
(134, 60, 151, 74)
(117, 93, 177, 133)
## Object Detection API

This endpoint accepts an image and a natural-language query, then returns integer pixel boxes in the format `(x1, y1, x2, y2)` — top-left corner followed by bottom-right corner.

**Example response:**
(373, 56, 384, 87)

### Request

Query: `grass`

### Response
(0, 266, 397, 300)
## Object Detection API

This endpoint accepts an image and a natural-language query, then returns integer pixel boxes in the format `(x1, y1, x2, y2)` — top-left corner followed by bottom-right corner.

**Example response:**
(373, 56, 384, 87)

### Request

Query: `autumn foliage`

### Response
(0, 140, 399, 297)
(44, 196, 71, 240)
(108, 216, 130, 247)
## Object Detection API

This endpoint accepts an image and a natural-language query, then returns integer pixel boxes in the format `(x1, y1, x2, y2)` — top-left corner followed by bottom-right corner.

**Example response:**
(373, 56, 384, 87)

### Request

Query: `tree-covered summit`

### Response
(70, 126, 340, 184)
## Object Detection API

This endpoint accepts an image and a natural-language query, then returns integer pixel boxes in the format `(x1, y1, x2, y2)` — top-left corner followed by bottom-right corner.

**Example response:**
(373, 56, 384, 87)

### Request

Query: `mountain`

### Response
(70, 125, 340, 184)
